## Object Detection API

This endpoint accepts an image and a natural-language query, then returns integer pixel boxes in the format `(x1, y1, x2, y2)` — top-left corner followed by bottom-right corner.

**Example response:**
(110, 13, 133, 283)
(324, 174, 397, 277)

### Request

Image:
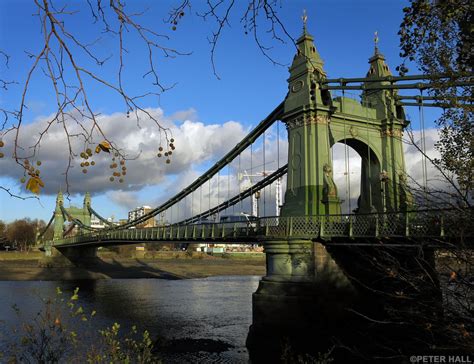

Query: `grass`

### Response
(0, 251, 44, 260)
(98, 250, 265, 260)
(216, 252, 265, 260)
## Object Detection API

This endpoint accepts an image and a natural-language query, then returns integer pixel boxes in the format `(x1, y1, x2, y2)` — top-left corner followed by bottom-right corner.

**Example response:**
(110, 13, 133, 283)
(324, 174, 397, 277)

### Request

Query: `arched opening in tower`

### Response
(331, 143, 361, 214)
(331, 139, 382, 214)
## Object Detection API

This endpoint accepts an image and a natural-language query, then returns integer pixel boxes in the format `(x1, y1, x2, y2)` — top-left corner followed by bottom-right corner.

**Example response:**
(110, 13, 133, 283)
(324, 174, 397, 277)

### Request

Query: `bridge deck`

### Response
(49, 211, 472, 248)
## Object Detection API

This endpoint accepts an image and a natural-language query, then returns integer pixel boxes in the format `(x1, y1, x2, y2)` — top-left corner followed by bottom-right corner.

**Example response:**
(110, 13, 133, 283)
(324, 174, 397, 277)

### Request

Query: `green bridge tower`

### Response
(48, 191, 95, 261)
(280, 23, 408, 217)
(248, 19, 413, 361)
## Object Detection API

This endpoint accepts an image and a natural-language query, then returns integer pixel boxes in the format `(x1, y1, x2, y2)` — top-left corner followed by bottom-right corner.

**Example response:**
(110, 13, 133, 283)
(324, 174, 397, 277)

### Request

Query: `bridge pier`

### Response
(247, 240, 442, 362)
(39, 246, 99, 267)
(247, 240, 359, 362)
(56, 246, 98, 267)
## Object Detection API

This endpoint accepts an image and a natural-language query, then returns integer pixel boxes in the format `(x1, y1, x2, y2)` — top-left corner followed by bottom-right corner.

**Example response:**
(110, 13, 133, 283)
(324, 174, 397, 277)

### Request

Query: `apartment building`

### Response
(128, 206, 156, 228)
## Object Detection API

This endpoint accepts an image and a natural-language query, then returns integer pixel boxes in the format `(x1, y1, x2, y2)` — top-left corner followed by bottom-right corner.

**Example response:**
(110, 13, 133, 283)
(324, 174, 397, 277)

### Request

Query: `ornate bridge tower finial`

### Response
(302, 9, 308, 31)
(374, 31, 379, 55)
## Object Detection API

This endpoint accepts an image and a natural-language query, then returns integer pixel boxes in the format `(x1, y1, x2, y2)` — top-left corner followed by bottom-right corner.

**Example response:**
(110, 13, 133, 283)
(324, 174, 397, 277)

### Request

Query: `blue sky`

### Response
(0, 0, 441, 222)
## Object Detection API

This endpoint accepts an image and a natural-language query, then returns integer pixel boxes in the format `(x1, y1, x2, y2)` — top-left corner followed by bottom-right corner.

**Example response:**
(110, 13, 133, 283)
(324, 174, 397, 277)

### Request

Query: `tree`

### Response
(0, 219, 5, 236)
(0, 0, 292, 196)
(397, 5, 472, 340)
(5, 218, 40, 250)
(398, 0, 473, 204)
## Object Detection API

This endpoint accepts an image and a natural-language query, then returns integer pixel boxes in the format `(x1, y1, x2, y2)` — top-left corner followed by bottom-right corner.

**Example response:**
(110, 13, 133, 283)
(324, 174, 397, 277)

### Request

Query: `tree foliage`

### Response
(3, 287, 158, 363)
(399, 0, 471, 74)
(0, 219, 5, 236)
(399, 0, 473, 203)
(2, 218, 52, 248)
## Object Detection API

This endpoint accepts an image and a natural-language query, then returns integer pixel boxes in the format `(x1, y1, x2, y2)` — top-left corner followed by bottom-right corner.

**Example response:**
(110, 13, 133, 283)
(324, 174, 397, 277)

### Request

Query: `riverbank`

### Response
(0, 251, 266, 280)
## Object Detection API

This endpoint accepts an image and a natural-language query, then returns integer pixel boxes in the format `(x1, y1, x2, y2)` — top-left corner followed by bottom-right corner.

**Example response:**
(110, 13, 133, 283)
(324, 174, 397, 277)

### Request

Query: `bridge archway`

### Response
(331, 138, 382, 214)
(331, 143, 360, 214)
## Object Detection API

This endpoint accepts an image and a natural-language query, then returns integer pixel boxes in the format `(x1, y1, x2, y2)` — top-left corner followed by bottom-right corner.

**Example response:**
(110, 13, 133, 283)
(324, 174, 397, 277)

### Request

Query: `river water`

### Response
(0, 276, 261, 363)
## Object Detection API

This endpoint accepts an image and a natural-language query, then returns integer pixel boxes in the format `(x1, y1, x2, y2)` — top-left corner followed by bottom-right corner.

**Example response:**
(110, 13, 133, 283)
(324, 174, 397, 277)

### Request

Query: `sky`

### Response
(0, 0, 443, 223)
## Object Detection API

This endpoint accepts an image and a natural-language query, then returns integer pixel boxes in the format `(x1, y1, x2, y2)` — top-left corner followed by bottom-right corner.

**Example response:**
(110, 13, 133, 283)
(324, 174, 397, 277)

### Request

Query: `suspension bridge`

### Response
(41, 190, 472, 248)
(38, 23, 472, 254)
(34, 18, 472, 361)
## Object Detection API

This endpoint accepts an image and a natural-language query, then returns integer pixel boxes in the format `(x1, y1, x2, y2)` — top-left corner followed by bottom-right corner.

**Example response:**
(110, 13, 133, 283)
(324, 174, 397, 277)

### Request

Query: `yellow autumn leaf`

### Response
(25, 176, 44, 195)
(449, 271, 457, 282)
(97, 140, 111, 153)
(95, 145, 101, 154)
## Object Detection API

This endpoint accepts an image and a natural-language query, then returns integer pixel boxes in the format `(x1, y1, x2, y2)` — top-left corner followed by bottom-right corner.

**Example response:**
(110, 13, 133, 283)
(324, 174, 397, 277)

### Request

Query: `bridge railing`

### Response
(256, 209, 472, 240)
(51, 209, 472, 246)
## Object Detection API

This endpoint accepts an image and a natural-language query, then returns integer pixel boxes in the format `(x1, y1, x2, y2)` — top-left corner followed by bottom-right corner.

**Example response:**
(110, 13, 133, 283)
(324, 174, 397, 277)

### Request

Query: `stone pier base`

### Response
(247, 240, 442, 362)
(39, 246, 99, 267)
(247, 240, 359, 362)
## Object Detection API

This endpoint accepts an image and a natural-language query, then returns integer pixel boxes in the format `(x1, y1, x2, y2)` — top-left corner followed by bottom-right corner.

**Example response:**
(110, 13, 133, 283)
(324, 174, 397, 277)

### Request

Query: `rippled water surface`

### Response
(0, 276, 261, 363)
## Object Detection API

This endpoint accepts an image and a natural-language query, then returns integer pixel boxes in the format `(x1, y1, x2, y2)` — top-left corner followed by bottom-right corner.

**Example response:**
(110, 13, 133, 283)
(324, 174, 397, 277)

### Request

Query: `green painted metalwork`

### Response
(113, 102, 284, 230)
(52, 191, 92, 243)
(53, 191, 64, 241)
(280, 26, 409, 217)
(42, 25, 473, 254)
(50, 209, 473, 247)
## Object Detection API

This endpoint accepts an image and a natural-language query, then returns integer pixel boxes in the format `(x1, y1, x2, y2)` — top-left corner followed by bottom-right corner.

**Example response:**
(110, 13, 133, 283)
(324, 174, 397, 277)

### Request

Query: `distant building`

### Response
(90, 214, 117, 229)
(90, 215, 106, 229)
(128, 206, 156, 228)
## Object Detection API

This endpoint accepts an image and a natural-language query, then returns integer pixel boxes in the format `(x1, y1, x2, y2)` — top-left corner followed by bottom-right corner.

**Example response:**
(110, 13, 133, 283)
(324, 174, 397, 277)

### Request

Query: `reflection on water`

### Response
(0, 276, 260, 363)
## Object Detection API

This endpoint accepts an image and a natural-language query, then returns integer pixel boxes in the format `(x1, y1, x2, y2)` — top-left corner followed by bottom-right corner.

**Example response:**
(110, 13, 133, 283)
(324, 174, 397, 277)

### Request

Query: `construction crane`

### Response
(238, 170, 282, 217)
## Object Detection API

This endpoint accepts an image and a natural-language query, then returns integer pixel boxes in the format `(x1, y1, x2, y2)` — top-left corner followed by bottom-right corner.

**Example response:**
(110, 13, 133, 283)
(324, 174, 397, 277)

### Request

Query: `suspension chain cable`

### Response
(263, 131, 266, 216)
(277, 121, 280, 169)
(277, 121, 281, 216)
(177, 165, 288, 225)
(342, 90, 350, 214)
(250, 143, 254, 215)
(217, 171, 220, 219)
(37, 213, 55, 241)
(366, 93, 373, 210)
(100, 102, 284, 230)
(228, 164, 231, 214)
(239, 153, 242, 211)
(419, 90, 428, 204)
(60, 205, 96, 231)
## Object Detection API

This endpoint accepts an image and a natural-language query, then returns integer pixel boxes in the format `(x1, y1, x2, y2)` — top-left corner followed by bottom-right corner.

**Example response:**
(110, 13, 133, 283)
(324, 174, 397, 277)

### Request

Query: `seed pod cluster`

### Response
(157, 138, 176, 165)
(171, 11, 185, 31)
(109, 155, 126, 184)
(79, 148, 95, 174)
(20, 159, 42, 183)
(0, 140, 4, 158)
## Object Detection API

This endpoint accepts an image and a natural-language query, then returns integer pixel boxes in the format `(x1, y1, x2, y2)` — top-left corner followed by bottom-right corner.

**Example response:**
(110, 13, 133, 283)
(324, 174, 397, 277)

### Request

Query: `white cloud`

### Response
(0, 106, 446, 220)
(106, 190, 140, 211)
(0, 108, 247, 196)
(403, 128, 442, 184)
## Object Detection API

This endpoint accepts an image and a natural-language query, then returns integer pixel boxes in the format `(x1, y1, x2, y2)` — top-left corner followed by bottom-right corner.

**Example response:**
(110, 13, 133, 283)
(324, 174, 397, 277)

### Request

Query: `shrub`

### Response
(2, 287, 160, 363)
